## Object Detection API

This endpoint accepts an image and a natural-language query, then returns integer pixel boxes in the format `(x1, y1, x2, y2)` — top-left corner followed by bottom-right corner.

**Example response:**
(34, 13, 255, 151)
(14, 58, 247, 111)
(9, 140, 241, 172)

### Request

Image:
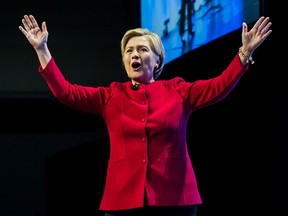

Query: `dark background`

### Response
(0, 0, 283, 216)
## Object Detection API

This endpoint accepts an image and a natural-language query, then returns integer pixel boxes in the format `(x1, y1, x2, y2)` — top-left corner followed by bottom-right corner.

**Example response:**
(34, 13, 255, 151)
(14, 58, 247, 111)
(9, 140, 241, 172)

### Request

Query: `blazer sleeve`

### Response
(174, 53, 249, 110)
(38, 57, 112, 115)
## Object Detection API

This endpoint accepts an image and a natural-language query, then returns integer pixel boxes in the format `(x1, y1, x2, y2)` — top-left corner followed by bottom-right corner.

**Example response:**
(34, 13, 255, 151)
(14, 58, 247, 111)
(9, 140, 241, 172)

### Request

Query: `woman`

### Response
(19, 15, 272, 216)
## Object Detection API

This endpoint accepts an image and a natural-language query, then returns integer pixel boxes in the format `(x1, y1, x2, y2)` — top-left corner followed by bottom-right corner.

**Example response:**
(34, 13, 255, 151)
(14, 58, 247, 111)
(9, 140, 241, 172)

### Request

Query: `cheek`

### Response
(144, 54, 157, 64)
(143, 58, 155, 70)
(123, 58, 130, 70)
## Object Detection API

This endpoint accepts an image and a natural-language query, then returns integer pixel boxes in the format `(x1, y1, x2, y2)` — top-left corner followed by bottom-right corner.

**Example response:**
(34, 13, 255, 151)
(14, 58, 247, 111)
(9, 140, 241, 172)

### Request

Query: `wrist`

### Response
(239, 47, 254, 65)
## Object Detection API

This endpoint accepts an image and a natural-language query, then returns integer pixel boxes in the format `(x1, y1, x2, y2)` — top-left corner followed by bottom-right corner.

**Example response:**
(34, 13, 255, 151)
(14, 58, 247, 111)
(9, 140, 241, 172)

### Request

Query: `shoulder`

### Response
(109, 81, 130, 88)
(159, 77, 186, 87)
(158, 77, 185, 83)
(106, 81, 131, 94)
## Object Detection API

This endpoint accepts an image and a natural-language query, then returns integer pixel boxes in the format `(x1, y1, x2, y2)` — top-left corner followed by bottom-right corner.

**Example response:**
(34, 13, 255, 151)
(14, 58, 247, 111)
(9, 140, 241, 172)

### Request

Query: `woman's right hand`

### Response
(19, 15, 48, 51)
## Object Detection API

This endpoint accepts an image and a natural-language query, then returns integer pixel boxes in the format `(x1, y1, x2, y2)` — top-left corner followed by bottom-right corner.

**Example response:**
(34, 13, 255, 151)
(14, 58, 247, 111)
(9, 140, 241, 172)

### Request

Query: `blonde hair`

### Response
(120, 28, 165, 80)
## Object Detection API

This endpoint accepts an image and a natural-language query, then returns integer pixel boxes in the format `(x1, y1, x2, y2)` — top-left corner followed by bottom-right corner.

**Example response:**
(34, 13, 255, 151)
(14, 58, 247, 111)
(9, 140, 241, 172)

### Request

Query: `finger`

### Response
(262, 29, 272, 40)
(261, 22, 272, 35)
(242, 22, 248, 34)
(42, 21, 47, 32)
(29, 15, 39, 29)
(252, 16, 265, 31)
(257, 17, 271, 31)
(18, 26, 28, 36)
(22, 16, 31, 30)
(24, 15, 34, 29)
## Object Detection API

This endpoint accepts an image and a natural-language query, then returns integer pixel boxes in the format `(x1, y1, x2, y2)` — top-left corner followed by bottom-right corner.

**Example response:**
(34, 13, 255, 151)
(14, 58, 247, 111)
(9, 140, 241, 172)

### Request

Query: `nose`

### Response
(132, 50, 140, 59)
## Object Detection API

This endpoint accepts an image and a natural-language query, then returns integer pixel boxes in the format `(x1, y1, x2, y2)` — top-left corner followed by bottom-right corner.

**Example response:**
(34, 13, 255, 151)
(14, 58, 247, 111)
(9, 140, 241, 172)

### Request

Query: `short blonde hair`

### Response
(120, 28, 165, 80)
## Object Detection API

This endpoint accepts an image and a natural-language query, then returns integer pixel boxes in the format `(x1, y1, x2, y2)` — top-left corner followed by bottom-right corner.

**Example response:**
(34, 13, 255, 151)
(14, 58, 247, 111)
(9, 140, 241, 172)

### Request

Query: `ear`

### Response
(155, 57, 160, 68)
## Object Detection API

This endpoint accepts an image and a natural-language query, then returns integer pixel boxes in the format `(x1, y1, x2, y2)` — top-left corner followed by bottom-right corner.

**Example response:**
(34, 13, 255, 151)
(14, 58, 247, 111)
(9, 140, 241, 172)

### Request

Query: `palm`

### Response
(242, 16, 272, 53)
(19, 15, 48, 49)
(26, 27, 47, 48)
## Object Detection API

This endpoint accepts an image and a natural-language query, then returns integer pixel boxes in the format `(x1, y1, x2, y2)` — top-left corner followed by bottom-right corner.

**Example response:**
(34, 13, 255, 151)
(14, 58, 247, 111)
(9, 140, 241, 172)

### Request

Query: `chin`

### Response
(129, 72, 142, 79)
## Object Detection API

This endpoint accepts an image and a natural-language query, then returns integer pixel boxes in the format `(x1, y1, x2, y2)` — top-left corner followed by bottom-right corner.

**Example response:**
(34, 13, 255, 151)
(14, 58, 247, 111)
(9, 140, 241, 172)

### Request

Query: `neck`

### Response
(131, 78, 155, 85)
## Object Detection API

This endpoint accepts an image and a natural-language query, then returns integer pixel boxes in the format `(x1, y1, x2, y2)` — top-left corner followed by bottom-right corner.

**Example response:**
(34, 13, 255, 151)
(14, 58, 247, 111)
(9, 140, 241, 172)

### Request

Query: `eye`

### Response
(126, 49, 132, 53)
(140, 47, 148, 52)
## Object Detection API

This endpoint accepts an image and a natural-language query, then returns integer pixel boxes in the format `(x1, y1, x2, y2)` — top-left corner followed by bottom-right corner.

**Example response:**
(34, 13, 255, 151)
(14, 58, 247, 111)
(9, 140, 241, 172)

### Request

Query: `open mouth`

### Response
(131, 62, 141, 70)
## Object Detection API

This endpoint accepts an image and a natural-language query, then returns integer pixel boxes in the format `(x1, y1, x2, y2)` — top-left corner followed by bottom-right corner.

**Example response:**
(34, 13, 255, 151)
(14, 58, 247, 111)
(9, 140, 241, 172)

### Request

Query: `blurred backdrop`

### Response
(0, 1, 283, 216)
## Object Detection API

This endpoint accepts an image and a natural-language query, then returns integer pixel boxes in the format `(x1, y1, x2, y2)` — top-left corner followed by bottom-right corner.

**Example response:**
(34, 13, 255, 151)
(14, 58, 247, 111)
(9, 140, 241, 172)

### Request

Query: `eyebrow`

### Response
(126, 44, 149, 50)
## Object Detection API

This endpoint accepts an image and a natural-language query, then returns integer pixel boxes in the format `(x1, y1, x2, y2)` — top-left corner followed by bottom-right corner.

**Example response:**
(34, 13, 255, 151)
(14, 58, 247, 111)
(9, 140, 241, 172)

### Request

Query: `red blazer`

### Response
(39, 54, 248, 210)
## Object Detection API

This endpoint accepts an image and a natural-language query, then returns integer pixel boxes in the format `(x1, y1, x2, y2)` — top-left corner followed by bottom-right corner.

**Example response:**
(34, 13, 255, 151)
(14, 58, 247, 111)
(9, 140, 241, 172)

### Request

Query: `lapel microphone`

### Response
(131, 83, 139, 90)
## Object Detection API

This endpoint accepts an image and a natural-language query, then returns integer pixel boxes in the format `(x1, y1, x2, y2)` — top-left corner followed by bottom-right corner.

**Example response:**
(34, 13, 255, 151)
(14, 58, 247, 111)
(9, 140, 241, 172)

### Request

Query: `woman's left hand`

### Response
(241, 16, 272, 57)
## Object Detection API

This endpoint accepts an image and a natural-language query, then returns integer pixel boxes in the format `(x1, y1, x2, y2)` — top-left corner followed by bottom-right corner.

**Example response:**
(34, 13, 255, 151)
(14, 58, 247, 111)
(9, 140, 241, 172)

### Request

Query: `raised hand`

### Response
(19, 15, 48, 50)
(242, 16, 272, 55)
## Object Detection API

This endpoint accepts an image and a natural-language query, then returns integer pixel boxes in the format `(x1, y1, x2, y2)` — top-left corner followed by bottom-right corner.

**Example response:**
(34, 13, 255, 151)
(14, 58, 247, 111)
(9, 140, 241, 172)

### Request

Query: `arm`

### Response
(238, 16, 272, 66)
(176, 17, 272, 110)
(18, 15, 108, 115)
(19, 15, 51, 69)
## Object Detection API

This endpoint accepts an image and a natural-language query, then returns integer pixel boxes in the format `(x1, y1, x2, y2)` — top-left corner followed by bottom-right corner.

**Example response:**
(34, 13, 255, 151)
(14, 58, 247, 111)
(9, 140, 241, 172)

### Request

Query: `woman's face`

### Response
(123, 36, 159, 84)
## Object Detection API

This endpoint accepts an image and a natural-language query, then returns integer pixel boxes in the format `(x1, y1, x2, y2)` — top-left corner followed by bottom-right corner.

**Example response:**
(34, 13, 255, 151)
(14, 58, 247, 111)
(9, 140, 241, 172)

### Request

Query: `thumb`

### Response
(242, 22, 248, 35)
